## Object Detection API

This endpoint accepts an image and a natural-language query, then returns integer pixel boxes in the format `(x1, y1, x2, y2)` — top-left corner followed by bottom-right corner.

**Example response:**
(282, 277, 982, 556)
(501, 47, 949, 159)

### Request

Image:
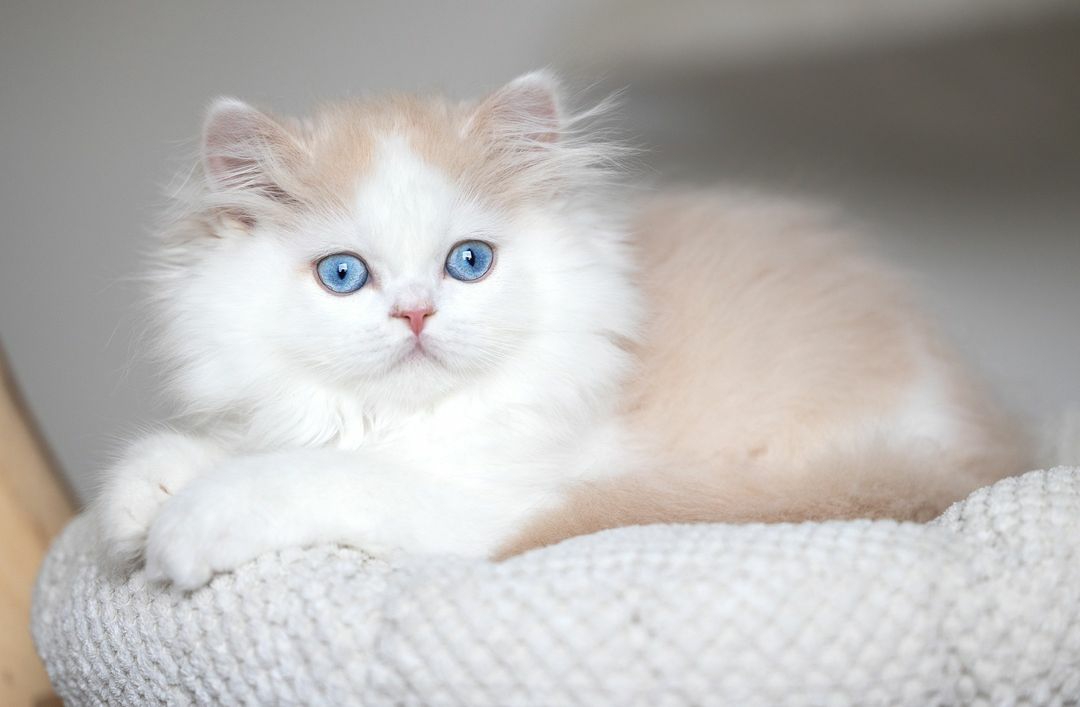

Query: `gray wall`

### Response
(2, 2, 1077, 501)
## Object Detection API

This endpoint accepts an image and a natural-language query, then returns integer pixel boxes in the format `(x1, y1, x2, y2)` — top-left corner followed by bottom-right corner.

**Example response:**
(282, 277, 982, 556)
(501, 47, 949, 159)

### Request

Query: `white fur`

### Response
(96, 73, 1008, 590)
(888, 363, 959, 451)
(94, 74, 643, 588)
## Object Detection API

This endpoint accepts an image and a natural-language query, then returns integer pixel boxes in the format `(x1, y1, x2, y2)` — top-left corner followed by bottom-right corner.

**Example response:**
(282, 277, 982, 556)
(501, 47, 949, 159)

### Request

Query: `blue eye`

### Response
(445, 241, 494, 282)
(316, 253, 368, 294)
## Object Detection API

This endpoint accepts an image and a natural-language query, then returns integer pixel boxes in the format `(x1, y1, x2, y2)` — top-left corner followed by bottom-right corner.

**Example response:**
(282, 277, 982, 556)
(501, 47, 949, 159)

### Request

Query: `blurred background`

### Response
(2, 0, 1079, 502)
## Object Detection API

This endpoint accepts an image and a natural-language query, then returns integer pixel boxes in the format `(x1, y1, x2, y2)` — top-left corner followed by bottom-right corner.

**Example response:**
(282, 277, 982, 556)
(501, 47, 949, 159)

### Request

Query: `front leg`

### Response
(144, 448, 536, 589)
(93, 431, 224, 567)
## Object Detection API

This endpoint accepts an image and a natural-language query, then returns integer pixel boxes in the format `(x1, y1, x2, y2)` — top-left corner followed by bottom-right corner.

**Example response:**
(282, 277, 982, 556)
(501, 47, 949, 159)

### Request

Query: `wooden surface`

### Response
(0, 347, 74, 706)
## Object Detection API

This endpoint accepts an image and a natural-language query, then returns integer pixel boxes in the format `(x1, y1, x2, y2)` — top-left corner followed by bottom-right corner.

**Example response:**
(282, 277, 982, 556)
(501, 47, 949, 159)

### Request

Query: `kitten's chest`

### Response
(336, 404, 481, 449)
(334, 402, 566, 475)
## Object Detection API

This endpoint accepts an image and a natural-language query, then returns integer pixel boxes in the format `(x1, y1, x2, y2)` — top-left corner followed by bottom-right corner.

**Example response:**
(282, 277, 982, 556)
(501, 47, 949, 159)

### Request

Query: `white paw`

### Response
(143, 473, 283, 590)
(93, 433, 221, 567)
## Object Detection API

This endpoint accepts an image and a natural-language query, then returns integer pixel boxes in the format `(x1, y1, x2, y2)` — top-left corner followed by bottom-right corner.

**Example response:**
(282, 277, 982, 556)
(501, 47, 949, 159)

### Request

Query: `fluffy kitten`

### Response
(94, 71, 1028, 588)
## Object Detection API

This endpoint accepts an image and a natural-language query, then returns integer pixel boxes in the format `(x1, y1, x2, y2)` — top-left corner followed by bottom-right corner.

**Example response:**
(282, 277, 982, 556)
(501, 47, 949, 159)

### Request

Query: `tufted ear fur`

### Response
(201, 98, 307, 224)
(467, 70, 563, 148)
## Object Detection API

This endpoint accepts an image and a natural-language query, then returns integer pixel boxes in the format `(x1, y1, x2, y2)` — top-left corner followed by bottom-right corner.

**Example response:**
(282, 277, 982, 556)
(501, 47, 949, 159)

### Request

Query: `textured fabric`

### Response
(33, 467, 1080, 706)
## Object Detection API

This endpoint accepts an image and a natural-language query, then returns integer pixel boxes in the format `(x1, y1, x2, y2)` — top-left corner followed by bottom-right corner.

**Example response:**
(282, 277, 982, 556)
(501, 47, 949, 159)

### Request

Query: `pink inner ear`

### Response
(509, 85, 559, 144)
(201, 100, 302, 209)
(202, 104, 269, 188)
(474, 74, 563, 146)
(203, 153, 251, 186)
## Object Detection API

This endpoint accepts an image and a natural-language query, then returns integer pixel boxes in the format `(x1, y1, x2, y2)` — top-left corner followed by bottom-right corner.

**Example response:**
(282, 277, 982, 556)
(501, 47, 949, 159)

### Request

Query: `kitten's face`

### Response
(296, 136, 517, 381)
(161, 73, 637, 414)
(207, 137, 537, 403)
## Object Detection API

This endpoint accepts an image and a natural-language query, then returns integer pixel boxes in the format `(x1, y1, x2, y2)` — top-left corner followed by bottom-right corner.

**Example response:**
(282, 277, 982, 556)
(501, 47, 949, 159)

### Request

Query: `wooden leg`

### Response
(0, 346, 74, 706)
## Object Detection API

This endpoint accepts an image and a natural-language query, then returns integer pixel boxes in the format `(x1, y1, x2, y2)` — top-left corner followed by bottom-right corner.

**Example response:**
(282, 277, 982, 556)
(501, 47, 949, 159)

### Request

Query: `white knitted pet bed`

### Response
(33, 467, 1080, 706)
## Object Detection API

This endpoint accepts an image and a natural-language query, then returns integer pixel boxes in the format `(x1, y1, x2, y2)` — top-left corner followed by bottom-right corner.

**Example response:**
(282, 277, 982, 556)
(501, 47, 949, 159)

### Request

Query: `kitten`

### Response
(94, 71, 1028, 588)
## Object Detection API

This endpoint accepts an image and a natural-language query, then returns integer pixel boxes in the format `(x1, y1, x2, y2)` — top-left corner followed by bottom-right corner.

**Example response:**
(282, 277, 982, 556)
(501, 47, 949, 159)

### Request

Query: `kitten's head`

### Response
(155, 72, 639, 433)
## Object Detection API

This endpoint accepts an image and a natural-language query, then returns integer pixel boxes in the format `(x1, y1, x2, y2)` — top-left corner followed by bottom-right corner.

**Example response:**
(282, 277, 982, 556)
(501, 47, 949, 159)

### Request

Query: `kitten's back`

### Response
(499, 190, 1029, 557)
(628, 189, 1027, 489)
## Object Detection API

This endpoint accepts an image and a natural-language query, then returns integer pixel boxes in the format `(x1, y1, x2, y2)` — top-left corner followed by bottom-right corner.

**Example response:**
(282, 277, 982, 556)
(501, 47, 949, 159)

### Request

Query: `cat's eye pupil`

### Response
(316, 253, 368, 294)
(445, 240, 493, 282)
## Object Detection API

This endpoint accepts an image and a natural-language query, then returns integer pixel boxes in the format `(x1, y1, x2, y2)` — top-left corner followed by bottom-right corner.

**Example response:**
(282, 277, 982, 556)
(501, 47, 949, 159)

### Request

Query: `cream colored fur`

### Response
(502, 192, 1028, 554)
(92, 72, 1028, 586)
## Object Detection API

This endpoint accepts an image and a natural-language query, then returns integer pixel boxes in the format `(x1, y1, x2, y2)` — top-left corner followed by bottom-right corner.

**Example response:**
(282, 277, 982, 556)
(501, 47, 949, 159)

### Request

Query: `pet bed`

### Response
(32, 467, 1080, 706)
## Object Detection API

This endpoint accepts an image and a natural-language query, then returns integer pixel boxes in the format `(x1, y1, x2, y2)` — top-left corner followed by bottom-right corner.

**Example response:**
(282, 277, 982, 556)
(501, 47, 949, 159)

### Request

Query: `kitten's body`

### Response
(95, 73, 1027, 588)
(502, 192, 1026, 554)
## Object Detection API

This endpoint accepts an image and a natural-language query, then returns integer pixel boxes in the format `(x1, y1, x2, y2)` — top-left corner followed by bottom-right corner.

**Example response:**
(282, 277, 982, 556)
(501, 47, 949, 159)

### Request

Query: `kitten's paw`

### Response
(93, 433, 222, 568)
(143, 473, 281, 590)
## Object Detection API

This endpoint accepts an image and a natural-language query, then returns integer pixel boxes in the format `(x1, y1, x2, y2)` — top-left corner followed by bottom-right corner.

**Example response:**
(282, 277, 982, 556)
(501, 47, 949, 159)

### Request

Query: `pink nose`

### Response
(392, 306, 435, 335)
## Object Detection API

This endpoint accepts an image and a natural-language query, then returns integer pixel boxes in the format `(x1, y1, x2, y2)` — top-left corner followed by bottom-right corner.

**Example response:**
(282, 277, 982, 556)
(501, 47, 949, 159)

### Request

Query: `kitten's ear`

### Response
(468, 70, 563, 146)
(201, 98, 305, 204)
